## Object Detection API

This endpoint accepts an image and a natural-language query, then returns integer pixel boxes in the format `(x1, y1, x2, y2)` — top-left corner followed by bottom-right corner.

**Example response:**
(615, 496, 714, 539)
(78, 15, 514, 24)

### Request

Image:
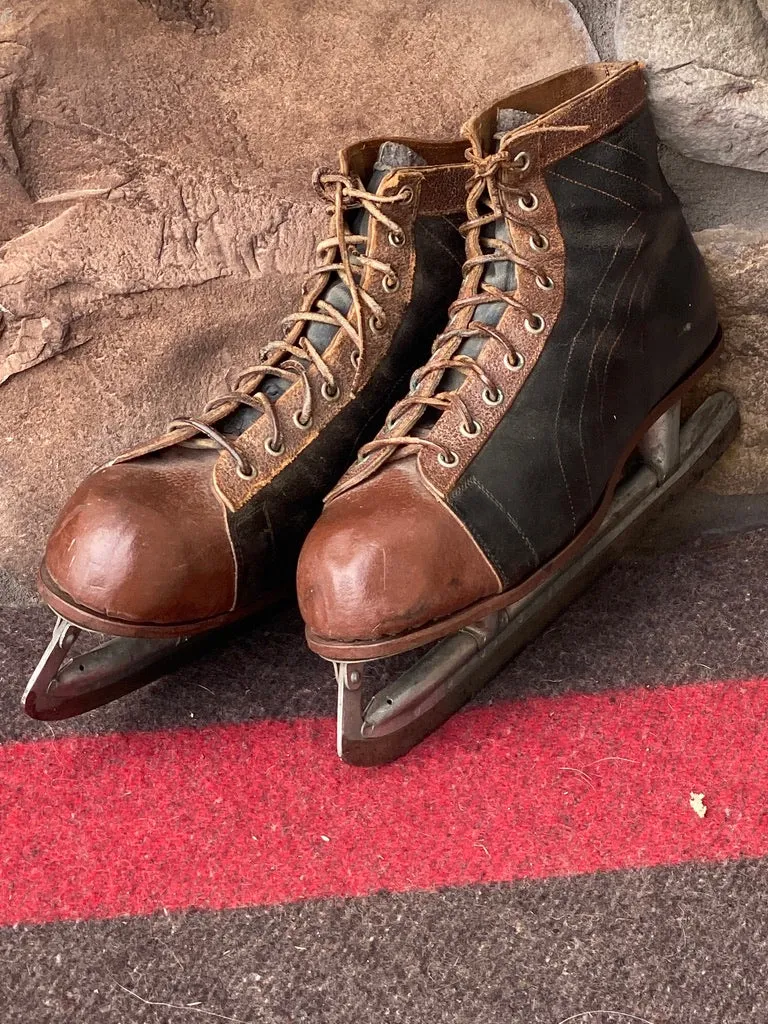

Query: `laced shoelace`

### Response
(348, 144, 554, 472)
(167, 170, 412, 480)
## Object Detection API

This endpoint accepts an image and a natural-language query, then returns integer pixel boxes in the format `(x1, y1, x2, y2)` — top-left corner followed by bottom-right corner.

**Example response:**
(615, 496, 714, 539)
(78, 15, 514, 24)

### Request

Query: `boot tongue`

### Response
(494, 108, 536, 137)
(220, 142, 426, 434)
(435, 108, 535, 395)
(304, 142, 426, 361)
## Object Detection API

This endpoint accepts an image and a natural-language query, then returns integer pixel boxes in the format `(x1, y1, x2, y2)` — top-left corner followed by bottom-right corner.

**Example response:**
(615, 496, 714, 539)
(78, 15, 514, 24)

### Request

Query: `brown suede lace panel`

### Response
(166, 170, 412, 480)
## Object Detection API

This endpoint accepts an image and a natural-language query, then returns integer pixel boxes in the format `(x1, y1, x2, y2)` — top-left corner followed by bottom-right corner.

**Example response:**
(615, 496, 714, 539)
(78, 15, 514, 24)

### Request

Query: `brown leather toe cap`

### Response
(43, 449, 236, 628)
(297, 457, 500, 643)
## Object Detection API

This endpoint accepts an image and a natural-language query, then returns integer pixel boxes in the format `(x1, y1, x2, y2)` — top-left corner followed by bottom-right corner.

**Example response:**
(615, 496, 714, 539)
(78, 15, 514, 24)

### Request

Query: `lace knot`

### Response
(469, 150, 509, 184)
(312, 168, 364, 208)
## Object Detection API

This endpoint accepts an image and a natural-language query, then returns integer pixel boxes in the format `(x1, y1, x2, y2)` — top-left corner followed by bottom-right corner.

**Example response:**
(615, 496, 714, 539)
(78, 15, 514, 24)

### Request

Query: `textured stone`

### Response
(0, 178, 318, 385)
(659, 145, 768, 232)
(0, 0, 595, 590)
(688, 226, 768, 494)
(570, 0, 618, 58)
(615, 0, 768, 171)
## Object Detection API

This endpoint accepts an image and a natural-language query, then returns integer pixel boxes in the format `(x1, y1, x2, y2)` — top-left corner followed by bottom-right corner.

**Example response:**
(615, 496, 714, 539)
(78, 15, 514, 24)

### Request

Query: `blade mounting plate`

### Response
(22, 617, 191, 721)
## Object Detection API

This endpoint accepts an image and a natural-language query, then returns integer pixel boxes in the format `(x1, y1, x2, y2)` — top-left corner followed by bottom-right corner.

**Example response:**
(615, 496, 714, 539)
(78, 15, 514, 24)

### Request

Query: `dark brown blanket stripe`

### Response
(4, 858, 767, 1024)
(2, 529, 765, 743)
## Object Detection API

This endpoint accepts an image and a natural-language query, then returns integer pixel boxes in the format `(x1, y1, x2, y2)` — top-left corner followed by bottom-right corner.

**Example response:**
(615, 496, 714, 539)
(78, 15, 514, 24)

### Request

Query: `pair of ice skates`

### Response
(24, 61, 739, 764)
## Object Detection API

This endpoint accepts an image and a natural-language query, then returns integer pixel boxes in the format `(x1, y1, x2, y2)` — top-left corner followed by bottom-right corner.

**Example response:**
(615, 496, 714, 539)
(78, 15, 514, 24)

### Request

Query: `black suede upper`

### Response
(448, 108, 719, 588)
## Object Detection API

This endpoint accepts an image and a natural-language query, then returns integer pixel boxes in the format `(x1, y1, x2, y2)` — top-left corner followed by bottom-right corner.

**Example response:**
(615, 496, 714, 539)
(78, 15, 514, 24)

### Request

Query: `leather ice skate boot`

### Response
(297, 61, 739, 764)
(24, 136, 473, 720)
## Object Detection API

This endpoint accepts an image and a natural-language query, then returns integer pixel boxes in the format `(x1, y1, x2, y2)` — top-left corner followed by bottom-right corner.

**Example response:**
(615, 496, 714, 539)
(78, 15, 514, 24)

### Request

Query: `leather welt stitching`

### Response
(569, 155, 662, 198)
(464, 474, 540, 565)
(549, 170, 642, 211)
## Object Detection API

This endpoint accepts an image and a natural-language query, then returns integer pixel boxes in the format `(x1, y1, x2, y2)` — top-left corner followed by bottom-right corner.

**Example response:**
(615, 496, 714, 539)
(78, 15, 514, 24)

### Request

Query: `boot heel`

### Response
(639, 401, 681, 483)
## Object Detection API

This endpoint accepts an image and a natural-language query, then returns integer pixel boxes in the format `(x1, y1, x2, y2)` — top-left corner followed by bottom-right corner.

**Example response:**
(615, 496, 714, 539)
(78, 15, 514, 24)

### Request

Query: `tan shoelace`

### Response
(347, 145, 554, 474)
(167, 170, 412, 480)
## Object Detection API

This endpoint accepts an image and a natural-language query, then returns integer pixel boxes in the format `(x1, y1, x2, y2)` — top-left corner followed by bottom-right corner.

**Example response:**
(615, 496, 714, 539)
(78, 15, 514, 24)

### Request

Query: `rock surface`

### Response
(615, 0, 768, 171)
(689, 226, 768, 494)
(613, 0, 768, 501)
(659, 146, 768, 233)
(0, 0, 595, 593)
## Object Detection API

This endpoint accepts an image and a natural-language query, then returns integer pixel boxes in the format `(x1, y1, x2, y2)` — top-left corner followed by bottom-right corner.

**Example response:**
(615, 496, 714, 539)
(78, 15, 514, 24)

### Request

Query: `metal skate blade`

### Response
(22, 615, 190, 720)
(335, 390, 740, 766)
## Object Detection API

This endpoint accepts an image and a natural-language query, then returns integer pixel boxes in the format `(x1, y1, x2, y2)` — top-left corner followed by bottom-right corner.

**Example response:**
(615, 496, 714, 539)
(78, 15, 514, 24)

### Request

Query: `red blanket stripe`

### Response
(2, 677, 768, 927)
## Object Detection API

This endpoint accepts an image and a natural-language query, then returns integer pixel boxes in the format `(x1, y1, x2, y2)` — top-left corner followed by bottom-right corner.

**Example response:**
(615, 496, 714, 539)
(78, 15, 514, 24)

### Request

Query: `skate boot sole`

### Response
(37, 567, 286, 639)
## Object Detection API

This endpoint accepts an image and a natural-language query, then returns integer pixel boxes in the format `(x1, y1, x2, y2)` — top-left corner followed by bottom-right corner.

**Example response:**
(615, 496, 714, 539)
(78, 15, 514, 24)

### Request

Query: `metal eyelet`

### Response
(482, 387, 504, 407)
(385, 412, 398, 431)
(236, 462, 256, 481)
(399, 187, 414, 204)
(513, 151, 531, 172)
(530, 233, 549, 252)
(409, 372, 421, 393)
(388, 229, 406, 248)
(524, 314, 545, 334)
(437, 449, 459, 468)
(382, 273, 400, 293)
(350, 349, 361, 370)
(518, 192, 538, 212)
(264, 438, 285, 457)
(321, 381, 340, 401)
(504, 351, 526, 372)
(459, 419, 481, 438)
(368, 314, 386, 333)
(536, 274, 554, 290)
(293, 410, 312, 430)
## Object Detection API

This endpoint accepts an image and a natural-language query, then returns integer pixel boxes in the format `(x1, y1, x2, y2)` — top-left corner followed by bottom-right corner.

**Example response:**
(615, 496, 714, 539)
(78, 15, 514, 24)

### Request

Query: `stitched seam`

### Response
(577, 219, 644, 504)
(450, 484, 508, 581)
(640, 272, 652, 311)
(569, 155, 662, 198)
(438, 211, 464, 232)
(600, 263, 647, 418)
(598, 138, 643, 160)
(597, 231, 647, 423)
(431, 473, 503, 592)
(552, 215, 642, 530)
(549, 170, 641, 211)
(420, 218, 465, 269)
(466, 474, 539, 563)
(451, 476, 474, 500)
